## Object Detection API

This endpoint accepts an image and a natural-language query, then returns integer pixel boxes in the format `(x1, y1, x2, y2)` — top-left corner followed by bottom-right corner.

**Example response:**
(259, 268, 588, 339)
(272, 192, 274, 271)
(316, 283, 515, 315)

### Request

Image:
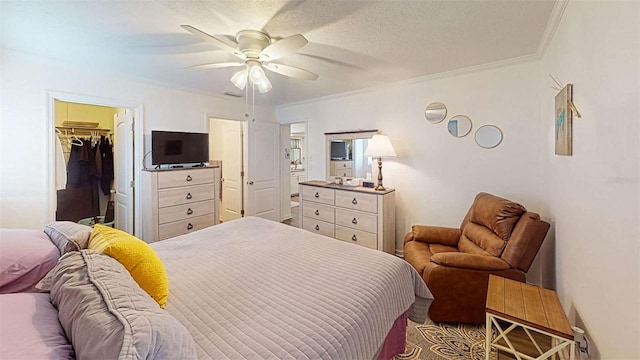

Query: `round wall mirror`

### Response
(424, 102, 447, 124)
(447, 115, 472, 138)
(475, 125, 503, 148)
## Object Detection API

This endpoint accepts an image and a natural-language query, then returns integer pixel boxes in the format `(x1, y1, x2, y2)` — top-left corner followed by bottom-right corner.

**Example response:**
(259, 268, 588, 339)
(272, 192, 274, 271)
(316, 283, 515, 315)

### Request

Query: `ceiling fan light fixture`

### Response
(248, 62, 266, 83)
(230, 69, 248, 90)
(256, 76, 272, 93)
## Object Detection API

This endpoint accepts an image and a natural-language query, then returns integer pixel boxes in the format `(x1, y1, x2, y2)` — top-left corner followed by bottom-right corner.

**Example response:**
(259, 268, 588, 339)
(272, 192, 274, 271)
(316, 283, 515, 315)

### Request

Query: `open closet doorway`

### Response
(49, 93, 139, 236)
(208, 118, 246, 223)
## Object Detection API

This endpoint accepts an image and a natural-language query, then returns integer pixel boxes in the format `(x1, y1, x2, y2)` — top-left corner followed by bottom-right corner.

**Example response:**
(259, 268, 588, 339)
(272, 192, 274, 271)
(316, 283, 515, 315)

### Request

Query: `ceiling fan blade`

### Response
(260, 34, 308, 61)
(263, 63, 318, 80)
(187, 62, 245, 70)
(180, 25, 244, 59)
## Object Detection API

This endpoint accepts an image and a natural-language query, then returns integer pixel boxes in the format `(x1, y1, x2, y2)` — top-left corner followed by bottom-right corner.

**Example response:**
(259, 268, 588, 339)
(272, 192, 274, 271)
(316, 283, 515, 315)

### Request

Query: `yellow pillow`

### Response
(88, 224, 168, 308)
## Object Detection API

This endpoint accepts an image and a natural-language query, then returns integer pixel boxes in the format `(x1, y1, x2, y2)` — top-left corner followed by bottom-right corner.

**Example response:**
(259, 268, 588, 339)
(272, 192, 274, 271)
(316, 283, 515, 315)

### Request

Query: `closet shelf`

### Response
(56, 126, 112, 136)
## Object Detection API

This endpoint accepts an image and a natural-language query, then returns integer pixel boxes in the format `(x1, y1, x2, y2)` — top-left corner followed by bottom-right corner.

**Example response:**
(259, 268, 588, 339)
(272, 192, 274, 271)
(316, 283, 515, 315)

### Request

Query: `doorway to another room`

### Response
(283, 122, 305, 227)
(209, 118, 245, 223)
(53, 100, 134, 233)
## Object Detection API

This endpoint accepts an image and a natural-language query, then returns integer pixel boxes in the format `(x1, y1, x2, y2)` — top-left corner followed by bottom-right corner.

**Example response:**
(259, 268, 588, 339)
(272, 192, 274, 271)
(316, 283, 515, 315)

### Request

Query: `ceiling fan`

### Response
(181, 25, 319, 93)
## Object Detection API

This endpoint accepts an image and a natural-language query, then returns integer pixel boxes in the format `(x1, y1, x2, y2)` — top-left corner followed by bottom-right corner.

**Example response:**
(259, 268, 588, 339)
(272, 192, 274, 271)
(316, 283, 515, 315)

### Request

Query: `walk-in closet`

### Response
(54, 101, 122, 227)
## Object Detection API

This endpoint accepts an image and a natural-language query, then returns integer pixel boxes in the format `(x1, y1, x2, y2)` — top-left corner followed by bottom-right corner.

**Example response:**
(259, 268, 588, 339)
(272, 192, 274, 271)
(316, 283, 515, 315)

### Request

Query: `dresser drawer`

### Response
(157, 169, 214, 189)
(301, 186, 335, 205)
(158, 184, 215, 208)
(302, 203, 335, 223)
(333, 169, 353, 177)
(158, 200, 215, 224)
(158, 214, 215, 241)
(302, 217, 335, 237)
(332, 160, 353, 170)
(335, 208, 378, 233)
(335, 226, 377, 250)
(335, 190, 377, 213)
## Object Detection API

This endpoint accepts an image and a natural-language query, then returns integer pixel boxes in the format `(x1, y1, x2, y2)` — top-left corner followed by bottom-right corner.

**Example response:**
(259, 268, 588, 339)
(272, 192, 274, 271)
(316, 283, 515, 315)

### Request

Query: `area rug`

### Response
(394, 319, 496, 360)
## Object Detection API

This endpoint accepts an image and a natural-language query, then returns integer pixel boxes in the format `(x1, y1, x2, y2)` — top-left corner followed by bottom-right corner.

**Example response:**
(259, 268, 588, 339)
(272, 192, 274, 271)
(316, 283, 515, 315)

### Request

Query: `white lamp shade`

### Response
(256, 76, 272, 93)
(364, 134, 396, 158)
(230, 69, 248, 90)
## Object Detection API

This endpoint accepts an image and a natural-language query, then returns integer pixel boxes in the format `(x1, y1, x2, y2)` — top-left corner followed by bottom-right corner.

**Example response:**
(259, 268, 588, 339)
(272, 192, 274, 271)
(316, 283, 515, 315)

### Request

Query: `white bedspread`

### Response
(151, 217, 430, 360)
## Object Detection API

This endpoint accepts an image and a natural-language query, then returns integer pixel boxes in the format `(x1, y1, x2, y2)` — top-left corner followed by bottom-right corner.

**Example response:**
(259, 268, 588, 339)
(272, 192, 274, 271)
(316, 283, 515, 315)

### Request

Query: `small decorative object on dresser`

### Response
(142, 167, 221, 242)
(299, 181, 395, 253)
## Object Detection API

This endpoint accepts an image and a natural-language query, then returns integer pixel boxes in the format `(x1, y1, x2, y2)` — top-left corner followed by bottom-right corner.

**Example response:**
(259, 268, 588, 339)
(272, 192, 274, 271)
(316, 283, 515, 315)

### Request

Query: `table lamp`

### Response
(364, 134, 396, 191)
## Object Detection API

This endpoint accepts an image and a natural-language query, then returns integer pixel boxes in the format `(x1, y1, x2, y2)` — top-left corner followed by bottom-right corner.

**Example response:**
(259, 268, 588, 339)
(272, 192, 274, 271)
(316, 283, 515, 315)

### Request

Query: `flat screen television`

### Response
(152, 131, 209, 165)
(330, 141, 349, 160)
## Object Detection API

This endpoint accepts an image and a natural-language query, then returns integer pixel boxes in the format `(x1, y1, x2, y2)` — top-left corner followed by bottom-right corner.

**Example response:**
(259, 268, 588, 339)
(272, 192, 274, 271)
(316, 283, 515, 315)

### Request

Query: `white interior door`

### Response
(247, 121, 280, 221)
(113, 110, 134, 233)
(220, 120, 243, 221)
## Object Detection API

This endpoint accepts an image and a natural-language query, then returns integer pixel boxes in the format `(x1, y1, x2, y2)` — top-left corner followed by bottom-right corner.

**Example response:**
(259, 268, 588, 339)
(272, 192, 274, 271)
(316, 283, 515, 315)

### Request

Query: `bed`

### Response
(0, 217, 431, 359)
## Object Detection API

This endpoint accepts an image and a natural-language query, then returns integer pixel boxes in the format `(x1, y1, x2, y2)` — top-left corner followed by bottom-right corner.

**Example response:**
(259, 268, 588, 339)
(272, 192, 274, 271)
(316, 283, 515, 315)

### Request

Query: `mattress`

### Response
(151, 217, 431, 360)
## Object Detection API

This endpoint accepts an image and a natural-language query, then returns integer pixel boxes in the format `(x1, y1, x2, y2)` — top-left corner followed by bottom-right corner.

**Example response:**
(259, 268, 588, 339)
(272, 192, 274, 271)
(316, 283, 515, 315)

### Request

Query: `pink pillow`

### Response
(0, 229, 59, 293)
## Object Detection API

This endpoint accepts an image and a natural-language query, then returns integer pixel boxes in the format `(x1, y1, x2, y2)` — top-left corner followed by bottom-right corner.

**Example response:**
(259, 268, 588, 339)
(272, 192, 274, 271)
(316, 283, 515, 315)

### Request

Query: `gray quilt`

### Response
(151, 217, 431, 360)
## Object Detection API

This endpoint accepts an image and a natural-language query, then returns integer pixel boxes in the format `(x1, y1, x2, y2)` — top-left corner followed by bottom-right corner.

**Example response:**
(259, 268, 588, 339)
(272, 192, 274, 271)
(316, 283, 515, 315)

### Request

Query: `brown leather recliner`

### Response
(404, 192, 550, 324)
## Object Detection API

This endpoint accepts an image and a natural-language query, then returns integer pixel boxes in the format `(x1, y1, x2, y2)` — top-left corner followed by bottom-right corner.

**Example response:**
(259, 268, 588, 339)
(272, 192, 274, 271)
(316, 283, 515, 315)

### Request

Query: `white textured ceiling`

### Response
(1, 0, 556, 106)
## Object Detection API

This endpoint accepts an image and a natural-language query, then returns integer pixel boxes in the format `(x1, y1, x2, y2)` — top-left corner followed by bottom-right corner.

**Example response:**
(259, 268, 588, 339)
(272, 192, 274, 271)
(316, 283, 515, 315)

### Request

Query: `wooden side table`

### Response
(485, 275, 575, 360)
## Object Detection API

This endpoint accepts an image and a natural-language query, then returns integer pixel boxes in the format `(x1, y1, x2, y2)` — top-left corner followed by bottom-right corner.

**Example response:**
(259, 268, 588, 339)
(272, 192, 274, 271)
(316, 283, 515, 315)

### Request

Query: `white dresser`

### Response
(142, 167, 220, 242)
(299, 181, 395, 253)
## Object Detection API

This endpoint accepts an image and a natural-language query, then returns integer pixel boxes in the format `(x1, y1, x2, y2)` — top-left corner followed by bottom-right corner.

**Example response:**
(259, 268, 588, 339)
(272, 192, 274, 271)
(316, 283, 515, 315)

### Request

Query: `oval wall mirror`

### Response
(424, 102, 447, 124)
(447, 115, 472, 138)
(475, 125, 503, 148)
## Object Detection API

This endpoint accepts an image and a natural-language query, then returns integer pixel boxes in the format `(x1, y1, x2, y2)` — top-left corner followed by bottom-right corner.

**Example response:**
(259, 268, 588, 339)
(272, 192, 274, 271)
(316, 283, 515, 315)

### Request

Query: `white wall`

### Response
(540, 1, 639, 358)
(0, 49, 275, 230)
(277, 60, 546, 253)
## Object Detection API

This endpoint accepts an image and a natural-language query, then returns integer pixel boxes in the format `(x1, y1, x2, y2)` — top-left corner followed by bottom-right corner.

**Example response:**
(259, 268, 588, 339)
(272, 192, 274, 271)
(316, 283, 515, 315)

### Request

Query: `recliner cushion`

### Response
(404, 241, 433, 276)
(460, 222, 506, 256)
(468, 193, 526, 241)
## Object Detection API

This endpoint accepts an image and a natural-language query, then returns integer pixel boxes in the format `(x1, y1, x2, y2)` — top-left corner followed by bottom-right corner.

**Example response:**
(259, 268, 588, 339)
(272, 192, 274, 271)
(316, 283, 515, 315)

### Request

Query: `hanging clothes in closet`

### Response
(98, 135, 114, 195)
(56, 138, 100, 222)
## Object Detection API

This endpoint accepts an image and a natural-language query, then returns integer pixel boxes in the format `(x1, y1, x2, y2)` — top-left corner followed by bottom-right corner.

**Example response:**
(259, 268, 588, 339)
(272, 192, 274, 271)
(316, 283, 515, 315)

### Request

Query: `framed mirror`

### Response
(447, 115, 472, 138)
(424, 102, 447, 124)
(475, 125, 503, 148)
(325, 130, 377, 180)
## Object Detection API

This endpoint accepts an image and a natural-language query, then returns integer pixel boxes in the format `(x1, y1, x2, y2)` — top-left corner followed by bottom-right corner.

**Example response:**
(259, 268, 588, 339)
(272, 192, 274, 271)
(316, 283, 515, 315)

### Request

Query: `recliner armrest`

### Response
(405, 225, 461, 246)
(430, 252, 511, 271)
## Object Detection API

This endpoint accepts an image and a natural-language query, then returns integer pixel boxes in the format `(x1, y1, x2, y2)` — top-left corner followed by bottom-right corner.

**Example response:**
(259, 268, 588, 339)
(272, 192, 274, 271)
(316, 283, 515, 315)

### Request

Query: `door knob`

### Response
(315, 209, 319, 215)
(187, 223, 193, 230)
(314, 192, 319, 198)
(187, 208, 193, 215)
(352, 217, 358, 224)
(315, 225, 320, 231)
(352, 198, 358, 205)
(351, 235, 357, 241)
(186, 193, 193, 199)
(186, 175, 193, 182)
(248, 181, 254, 185)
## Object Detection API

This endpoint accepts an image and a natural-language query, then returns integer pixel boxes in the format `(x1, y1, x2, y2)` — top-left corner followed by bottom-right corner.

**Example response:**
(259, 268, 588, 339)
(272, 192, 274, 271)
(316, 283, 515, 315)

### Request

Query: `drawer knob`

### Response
(315, 225, 320, 231)
(352, 198, 358, 205)
(187, 223, 194, 230)
(352, 217, 358, 224)
(351, 235, 357, 241)
(186, 175, 193, 182)
(186, 193, 193, 200)
(187, 208, 193, 215)
(315, 209, 320, 216)
(315, 192, 319, 198)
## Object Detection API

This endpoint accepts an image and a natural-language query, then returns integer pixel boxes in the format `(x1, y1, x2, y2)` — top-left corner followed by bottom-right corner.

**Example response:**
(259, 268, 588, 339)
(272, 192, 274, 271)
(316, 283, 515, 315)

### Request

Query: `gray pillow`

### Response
(48, 250, 196, 360)
(43, 221, 93, 255)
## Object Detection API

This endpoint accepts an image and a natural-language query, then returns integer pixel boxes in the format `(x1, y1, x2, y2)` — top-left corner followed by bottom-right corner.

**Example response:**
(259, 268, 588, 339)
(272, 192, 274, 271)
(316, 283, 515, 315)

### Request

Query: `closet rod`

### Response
(56, 126, 112, 136)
